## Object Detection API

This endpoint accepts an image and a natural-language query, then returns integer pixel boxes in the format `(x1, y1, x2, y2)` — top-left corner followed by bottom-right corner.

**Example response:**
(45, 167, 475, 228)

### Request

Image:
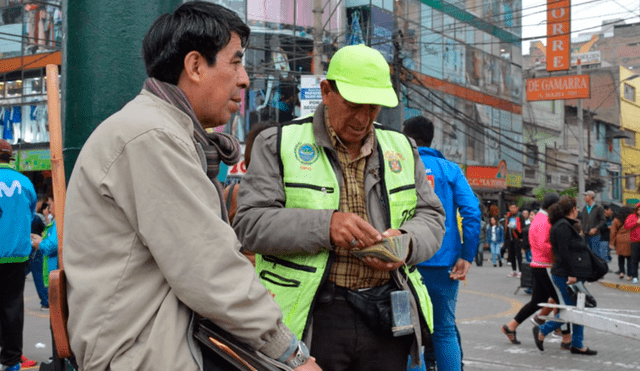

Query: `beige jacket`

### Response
(64, 90, 293, 371)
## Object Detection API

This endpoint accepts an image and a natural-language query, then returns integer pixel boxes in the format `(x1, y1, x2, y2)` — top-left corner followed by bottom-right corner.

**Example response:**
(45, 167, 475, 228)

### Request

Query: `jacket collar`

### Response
(140, 89, 195, 139)
(418, 146, 445, 159)
(312, 102, 335, 150)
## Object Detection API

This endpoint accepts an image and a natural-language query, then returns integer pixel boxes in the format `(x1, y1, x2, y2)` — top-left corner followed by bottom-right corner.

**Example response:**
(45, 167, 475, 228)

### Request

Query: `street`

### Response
(20, 255, 640, 371)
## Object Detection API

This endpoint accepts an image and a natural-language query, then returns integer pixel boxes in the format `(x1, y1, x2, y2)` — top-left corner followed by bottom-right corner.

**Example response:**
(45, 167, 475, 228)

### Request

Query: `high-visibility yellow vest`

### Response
(255, 119, 433, 340)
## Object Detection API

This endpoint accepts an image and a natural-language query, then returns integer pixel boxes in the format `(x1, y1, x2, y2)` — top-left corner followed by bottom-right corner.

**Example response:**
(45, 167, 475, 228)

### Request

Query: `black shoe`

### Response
(501, 324, 521, 344)
(570, 347, 597, 355)
(532, 326, 544, 351)
(499, 260, 503, 267)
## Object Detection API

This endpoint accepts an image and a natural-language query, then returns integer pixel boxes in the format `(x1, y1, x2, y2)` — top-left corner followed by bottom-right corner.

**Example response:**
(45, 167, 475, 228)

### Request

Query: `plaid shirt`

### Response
(324, 107, 390, 289)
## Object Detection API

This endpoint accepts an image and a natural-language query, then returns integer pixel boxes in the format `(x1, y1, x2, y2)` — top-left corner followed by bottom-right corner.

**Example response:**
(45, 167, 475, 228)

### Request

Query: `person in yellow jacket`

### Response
(233, 44, 445, 371)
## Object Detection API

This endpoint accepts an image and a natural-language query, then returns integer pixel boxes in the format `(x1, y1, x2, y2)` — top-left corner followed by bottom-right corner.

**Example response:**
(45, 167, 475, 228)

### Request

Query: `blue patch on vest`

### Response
(295, 143, 319, 165)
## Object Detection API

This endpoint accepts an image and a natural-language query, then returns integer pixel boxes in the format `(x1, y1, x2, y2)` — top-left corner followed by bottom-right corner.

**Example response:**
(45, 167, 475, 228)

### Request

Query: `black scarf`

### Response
(142, 78, 241, 222)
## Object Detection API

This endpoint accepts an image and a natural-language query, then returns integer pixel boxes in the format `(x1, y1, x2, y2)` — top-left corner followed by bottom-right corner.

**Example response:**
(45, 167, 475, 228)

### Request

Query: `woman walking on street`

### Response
(532, 196, 597, 356)
(488, 216, 504, 267)
(501, 193, 570, 346)
(610, 207, 633, 281)
(623, 204, 640, 284)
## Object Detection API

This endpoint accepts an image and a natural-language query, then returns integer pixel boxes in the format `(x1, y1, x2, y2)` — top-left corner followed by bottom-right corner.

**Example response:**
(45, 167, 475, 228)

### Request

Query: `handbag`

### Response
(194, 318, 294, 371)
(567, 281, 597, 308)
(586, 248, 608, 282)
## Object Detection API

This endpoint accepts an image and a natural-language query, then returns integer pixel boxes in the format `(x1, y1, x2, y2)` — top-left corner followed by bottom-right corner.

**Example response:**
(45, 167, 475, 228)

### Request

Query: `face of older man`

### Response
(584, 194, 593, 204)
(320, 80, 381, 153)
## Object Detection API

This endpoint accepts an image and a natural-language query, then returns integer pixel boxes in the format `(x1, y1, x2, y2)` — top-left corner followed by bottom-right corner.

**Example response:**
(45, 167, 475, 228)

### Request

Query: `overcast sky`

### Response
(521, 0, 640, 54)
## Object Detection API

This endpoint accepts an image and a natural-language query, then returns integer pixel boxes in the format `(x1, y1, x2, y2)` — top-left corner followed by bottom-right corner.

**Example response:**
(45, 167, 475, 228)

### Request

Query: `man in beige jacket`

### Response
(63, 2, 319, 370)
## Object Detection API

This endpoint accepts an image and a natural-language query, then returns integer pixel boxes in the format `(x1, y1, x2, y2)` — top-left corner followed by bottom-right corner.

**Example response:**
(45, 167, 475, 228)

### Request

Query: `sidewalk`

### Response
(598, 253, 640, 294)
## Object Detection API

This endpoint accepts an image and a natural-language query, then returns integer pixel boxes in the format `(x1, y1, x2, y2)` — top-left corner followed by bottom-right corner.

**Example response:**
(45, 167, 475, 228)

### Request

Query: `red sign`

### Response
(526, 75, 590, 101)
(547, 0, 571, 71)
(466, 161, 507, 190)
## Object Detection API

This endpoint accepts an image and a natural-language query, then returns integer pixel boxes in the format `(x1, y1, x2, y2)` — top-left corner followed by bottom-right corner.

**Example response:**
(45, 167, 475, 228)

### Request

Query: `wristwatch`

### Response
(284, 341, 310, 368)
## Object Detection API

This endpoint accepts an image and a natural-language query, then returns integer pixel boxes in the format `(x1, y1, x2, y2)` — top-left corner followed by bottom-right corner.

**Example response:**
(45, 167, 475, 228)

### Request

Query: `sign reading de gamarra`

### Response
(526, 75, 590, 101)
(547, 0, 571, 71)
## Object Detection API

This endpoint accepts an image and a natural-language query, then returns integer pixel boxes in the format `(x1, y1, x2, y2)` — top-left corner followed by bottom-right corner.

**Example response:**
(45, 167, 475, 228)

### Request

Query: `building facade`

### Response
(0, 0, 62, 196)
(620, 66, 640, 205)
(342, 0, 524, 207)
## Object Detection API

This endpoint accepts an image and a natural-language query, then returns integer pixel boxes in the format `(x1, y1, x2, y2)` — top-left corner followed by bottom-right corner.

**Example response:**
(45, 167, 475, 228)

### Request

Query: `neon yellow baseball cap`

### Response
(326, 44, 398, 108)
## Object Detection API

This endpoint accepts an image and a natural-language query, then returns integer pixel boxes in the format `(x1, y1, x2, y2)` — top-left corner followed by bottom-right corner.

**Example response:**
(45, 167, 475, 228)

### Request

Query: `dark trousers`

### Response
(513, 267, 570, 332)
(631, 242, 640, 279)
(0, 262, 26, 367)
(618, 255, 633, 277)
(507, 239, 523, 272)
(310, 291, 412, 371)
(25, 250, 48, 307)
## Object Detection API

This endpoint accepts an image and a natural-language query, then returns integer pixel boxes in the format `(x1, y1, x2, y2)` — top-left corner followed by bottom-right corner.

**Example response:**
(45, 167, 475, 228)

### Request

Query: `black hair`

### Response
(142, 1, 250, 85)
(547, 196, 576, 225)
(615, 206, 634, 223)
(244, 121, 278, 168)
(327, 79, 339, 93)
(0, 154, 11, 163)
(541, 192, 560, 210)
(402, 116, 434, 147)
(37, 202, 49, 214)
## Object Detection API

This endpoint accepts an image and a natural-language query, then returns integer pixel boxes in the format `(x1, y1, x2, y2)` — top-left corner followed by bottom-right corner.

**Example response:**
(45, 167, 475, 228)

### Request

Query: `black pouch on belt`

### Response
(345, 281, 396, 336)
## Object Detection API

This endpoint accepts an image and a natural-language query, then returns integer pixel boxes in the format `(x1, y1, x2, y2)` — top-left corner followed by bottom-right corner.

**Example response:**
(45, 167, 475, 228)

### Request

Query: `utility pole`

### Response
(64, 0, 183, 179)
(577, 61, 585, 209)
(391, 18, 404, 131)
(313, 0, 323, 75)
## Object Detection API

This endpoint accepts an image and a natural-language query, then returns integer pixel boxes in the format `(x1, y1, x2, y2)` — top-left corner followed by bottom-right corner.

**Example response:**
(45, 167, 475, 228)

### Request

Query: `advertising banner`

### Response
(466, 160, 508, 190)
(546, 0, 571, 71)
(300, 75, 324, 117)
(526, 75, 590, 101)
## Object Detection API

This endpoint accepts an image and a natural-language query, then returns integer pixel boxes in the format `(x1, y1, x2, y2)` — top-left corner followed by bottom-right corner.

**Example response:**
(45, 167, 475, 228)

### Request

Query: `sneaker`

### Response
(633, 278, 639, 284)
(507, 271, 517, 277)
(530, 315, 545, 326)
(4, 363, 20, 371)
(517, 272, 522, 278)
(20, 356, 36, 368)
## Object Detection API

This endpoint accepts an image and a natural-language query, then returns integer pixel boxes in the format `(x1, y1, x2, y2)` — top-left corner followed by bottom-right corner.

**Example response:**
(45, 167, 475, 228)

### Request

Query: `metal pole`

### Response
(391, 7, 403, 131)
(577, 62, 585, 209)
(313, 0, 324, 74)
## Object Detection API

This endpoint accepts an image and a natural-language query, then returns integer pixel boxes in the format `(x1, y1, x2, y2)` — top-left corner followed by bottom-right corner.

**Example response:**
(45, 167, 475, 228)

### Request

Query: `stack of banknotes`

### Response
(350, 234, 410, 263)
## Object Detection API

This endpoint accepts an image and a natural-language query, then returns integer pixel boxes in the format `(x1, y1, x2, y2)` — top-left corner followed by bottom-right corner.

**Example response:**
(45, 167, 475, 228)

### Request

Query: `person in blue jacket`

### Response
(31, 197, 58, 290)
(0, 138, 37, 371)
(403, 117, 481, 371)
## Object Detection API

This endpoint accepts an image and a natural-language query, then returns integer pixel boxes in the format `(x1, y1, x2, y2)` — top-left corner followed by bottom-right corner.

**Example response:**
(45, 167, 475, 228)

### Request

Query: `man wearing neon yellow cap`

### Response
(234, 44, 445, 370)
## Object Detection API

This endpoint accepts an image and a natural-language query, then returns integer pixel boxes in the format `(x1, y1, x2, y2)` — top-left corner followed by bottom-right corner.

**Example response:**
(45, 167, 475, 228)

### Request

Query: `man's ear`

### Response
(320, 80, 333, 106)
(181, 51, 205, 84)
